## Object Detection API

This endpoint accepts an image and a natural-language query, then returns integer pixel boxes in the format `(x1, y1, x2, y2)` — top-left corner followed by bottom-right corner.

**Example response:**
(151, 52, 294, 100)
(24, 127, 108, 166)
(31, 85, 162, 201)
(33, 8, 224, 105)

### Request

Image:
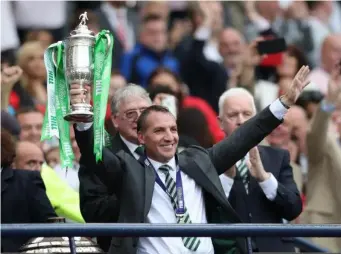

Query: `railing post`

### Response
(68, 237, 77, 254)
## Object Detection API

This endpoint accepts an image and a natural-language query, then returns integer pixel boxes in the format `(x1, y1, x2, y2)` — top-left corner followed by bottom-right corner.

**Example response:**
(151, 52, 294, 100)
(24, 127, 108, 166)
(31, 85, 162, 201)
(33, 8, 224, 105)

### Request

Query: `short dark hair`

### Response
(137, 105, 171, 132)
(15, 107, 41, 118)
(147, 67, 182, 87)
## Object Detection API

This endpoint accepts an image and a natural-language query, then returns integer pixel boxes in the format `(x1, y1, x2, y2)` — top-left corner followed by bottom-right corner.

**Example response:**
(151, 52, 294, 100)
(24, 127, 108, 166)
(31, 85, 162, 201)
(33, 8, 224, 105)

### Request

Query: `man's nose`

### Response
(236, 114, 246, 125)
(163, 130, 173, 141)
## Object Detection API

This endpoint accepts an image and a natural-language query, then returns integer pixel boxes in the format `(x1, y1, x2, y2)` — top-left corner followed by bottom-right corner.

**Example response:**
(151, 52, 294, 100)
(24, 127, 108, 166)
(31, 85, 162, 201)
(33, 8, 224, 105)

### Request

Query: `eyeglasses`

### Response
(122, 107, 148, 121)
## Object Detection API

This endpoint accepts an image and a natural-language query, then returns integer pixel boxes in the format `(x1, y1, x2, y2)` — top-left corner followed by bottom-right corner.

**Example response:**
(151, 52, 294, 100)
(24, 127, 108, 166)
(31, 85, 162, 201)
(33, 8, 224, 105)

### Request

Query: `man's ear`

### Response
(217, 115, 224, 130)
(111, 114, 119, 129)
(137, 131, 145, 145)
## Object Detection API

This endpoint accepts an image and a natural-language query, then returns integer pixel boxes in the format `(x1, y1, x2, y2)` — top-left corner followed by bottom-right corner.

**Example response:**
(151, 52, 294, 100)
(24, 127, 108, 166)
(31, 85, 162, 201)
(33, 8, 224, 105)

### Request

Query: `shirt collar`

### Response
(120, 134, 139, 154)
(148, 156, 177, 171)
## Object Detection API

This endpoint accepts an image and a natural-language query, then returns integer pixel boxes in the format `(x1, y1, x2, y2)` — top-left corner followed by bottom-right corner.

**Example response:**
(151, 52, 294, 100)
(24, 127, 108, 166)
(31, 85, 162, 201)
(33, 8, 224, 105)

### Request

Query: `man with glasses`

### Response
(73, 84, 152, 251)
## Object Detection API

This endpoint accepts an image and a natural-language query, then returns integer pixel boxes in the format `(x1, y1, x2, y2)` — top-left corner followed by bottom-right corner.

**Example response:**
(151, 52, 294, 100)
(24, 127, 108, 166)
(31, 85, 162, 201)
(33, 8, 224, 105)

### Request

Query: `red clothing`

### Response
(9, 91, 20, 110)
(183, 96, 224, 143)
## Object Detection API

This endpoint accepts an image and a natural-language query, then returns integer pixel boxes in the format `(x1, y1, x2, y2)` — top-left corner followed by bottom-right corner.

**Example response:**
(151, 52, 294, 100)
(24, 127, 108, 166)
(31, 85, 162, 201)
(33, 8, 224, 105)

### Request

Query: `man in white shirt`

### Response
(72, 65, 310, 254)
(218, 88, 302, 252)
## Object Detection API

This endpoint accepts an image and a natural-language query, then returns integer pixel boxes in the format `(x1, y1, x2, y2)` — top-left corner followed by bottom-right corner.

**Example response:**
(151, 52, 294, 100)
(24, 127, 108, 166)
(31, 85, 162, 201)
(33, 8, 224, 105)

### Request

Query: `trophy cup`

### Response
(56, 12, 111, 123)
(42, 12, 112, 166)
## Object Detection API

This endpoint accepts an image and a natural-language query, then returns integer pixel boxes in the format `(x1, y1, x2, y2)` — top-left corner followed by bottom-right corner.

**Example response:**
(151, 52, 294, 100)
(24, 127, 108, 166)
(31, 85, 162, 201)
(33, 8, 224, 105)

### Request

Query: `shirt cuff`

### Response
(258, 173, 278, 201)
(219, 174, 234, 198)
(76, 122, 93, 131)
(269, 98, 288, 120)
(194, 26, 211, 41)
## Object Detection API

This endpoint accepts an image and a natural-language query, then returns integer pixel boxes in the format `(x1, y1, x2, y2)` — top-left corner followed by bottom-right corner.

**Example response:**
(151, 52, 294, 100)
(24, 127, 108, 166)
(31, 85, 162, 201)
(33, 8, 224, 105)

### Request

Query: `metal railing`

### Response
(2, 223, 340, 254)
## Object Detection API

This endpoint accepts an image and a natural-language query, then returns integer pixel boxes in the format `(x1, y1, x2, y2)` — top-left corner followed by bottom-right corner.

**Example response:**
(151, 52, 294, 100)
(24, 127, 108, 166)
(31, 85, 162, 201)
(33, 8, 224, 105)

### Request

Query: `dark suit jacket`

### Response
(79, 134, 128, 251)
(228, 146, 302, 252)
(76, 106, 282, 254)
(1, 168, 56, 252)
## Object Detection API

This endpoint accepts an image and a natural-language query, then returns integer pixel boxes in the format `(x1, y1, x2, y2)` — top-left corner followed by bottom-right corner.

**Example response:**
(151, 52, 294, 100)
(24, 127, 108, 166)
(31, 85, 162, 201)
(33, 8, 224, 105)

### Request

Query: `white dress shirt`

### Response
(137, 157, 213, 254)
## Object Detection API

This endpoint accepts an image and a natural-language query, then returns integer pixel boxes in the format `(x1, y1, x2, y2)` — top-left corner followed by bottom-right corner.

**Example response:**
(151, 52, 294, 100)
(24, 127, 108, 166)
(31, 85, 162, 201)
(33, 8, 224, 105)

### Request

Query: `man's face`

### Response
(17, 112, 43, 146)
(219, 95, 255, 136)
(24, 48, 46, 80)
(218, 29, 244, 69)
(112, 96, 151, 143)
(140, 20, 167, 53)
(46, 148, 60, 169)
(285, 106, 308, 153)
(266, 121, 292, 148)
(14, 142, 44, 171)
(138, 111, 179, 163)
(322, 35, 341, 73)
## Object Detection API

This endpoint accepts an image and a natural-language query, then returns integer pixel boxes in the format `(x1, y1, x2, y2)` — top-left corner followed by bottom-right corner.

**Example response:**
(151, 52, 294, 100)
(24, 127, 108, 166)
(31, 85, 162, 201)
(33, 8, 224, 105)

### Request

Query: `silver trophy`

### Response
(58, 12, 110, 123)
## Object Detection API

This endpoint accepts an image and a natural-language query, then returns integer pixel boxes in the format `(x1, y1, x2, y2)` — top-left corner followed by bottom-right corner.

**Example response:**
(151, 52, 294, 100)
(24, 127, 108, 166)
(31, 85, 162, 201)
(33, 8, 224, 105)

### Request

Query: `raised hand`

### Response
(281, 65, 310, 107)
(246, 147, 270, 182)
(325, 64, 341, 105)
(1, 66, 23, 93)
(243, 37, 265, 68)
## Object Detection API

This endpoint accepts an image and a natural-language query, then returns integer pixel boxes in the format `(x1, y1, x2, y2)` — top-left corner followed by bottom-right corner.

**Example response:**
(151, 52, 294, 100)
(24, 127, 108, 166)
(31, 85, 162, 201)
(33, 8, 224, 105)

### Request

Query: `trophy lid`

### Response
(70, 12, 95, 38)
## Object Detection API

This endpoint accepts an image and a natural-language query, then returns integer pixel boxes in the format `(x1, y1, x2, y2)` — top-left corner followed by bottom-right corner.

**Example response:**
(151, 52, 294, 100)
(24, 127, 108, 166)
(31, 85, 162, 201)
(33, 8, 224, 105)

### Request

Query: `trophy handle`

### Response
(51, 49, 58, 68)
(104, 33, 111, 57)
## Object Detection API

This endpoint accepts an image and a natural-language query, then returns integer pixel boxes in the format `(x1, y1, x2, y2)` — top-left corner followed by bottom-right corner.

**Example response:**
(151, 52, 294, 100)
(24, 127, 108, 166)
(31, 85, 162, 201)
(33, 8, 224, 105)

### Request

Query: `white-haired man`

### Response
(218, 87, 302, 252)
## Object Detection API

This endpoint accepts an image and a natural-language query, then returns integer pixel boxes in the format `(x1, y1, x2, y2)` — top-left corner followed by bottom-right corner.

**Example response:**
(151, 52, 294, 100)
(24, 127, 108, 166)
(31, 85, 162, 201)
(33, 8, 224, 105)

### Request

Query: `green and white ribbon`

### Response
(41, 30, 113, 167)
(93, 31, 113, 162)
(42, 42, 74, 169)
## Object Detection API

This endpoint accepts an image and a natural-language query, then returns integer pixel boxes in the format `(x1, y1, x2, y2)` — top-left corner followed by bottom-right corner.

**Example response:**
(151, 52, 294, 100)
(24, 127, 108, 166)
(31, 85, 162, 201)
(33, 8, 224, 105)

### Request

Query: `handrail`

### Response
(2, 223, 341, 237)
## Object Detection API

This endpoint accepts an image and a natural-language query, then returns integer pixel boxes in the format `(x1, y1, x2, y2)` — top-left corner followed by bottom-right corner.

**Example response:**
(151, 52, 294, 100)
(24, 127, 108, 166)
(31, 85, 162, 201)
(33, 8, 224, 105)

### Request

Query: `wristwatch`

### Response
(279, 96, 290, 109)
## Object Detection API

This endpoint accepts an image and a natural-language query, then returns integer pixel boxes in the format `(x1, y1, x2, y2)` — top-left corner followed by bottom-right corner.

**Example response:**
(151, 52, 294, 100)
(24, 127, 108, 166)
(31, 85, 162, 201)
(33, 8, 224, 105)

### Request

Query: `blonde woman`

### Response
(17, 41, 47, 108)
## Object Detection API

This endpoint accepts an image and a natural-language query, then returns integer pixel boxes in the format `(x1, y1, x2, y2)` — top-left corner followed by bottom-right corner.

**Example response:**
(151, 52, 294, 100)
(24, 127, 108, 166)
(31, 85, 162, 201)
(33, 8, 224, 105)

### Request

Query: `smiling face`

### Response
(138, 111, 178, 163)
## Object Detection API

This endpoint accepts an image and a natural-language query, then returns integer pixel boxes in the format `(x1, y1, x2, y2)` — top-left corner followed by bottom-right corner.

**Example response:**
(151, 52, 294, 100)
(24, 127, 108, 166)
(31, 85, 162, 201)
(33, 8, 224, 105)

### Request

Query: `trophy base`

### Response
(64, 104, 93, 123)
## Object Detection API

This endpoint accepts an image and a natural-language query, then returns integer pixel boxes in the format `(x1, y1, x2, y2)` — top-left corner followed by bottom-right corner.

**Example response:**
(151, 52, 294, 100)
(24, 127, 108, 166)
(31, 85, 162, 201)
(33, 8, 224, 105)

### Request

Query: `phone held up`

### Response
(257, 37, 287, 67)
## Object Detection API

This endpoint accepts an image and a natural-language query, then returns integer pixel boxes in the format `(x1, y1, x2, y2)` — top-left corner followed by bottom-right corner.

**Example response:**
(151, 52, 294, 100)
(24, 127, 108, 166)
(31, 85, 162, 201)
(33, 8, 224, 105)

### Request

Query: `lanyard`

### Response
(144, 158, 185, 216)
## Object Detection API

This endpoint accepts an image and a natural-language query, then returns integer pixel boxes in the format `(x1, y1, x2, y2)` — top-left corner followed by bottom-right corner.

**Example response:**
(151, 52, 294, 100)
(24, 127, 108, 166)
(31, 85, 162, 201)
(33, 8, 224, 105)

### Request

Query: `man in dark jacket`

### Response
(1, 128, 56, 252)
